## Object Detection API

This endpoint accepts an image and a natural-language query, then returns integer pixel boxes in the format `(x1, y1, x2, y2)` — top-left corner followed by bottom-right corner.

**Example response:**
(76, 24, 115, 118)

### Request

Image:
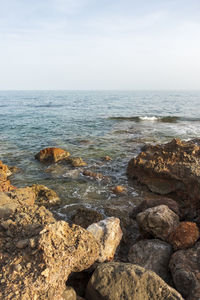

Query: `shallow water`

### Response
(1, 90, 200, 217)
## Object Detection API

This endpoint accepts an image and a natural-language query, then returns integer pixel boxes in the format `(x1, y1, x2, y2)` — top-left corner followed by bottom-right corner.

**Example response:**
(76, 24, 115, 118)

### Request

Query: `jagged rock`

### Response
(168, 222, 200, 250)
(169, 241, 200, 300)
(31, 184, 61, 207)
(71, 207, 104, 228)
(66, 157, 87, 167)
(86, 262, 184, 300)
(127, 139, 200, 213)
(35, 147, 70, 163)
(0, 205, 99, 300)
(136, 205, 179, 240)
(128, 239, 173, 282)
(87, 217, 122, 262)
(130, 197, 181, 219)
(0, 160, 16, 192)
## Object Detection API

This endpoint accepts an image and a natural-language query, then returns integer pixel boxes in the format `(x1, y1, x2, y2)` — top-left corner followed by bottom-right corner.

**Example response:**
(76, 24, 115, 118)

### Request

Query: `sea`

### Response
(1, 90, 200, 218)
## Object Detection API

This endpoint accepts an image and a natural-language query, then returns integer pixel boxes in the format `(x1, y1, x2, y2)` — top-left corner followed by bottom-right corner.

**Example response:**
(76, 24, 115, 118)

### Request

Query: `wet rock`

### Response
(102, 156, 112, 161)
(136, 205, 179, 241)
(127, 138, 200, 213)
(86, 262, 184, 300)
(0, 160, 12, 180)
(128, 239, 173, 282)
(83, 170, 110, 182)
(62, 286, 76, 300)
(130, 197, 181, 219)
(0, 204, 99, 299)
(168, 222, 200, 250)
(169, 241, 200, 300)
(66, 157, 87, 167)
(71, 206, 104, 229)
(110, 185, 126, 194)
(31, 184, 61, 207)
(35, 147, 70, 163)
(87, 217, 123, 263)
(8, 166, 21, 174)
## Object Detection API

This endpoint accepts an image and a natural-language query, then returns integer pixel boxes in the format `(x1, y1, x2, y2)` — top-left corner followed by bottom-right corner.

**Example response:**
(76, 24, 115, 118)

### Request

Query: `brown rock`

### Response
(35, 147, 70, 163)
(71, 206, 104, 228)
(127, 138, 200, 213)
(168, 222, 200, 250)
(0, 180, 16, 192)
(0, 204, 99, 300)
(31, 184, 61, 207)
(111, 185, 126, 194)
(169, 241, 200, 300)
(0, 160, 12, 181)
(62, 286, 76, 300)
(66, 157, 87, 167)
(130, 197, 181, 219)
(83, 170, 110, 182)
(102, 156, 112, 161)
(8, 187, 36, 206)
(136, 205, 180, 241)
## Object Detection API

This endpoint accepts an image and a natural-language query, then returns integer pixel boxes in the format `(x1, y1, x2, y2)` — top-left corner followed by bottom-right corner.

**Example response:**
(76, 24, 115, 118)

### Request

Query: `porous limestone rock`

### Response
(86, 262, 184, 300)
(35, 147, 70, 163)
(169, 241, 200, 300)
(0, 204, 99, 300)
(168, 221, 200, 250)
(87, 217, 122, 262)
(128, 239, 173, 282)
(31, 184, 61, 207)
(136, 205, 179, 240)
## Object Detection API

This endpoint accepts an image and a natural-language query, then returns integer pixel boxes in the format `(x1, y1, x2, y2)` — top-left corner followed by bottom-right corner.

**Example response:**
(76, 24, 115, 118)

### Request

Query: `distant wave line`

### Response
(108, 116, 200, 123)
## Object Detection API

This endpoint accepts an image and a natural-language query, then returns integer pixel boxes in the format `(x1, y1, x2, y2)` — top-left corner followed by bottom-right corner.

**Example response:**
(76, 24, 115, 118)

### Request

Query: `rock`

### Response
(128, 239, 173, 282)
(168, 222, 200, 250)
(71, 207, 104, 228)
(130, 197, 181, 219)
(169, 241, 200, 300)
(0, 204, 99, 299)
(31, 184, 61, 207)
(62, 286, 76, 300)
(87, 217, 122, 262)
(7, 166, 21, 174)
(0, 160, 12, 181)
(8, 187, 36, 206)
(102, 156, 112, 161)
(127, 138, 200, 213)
(0, 180, 16, 192)
(35, 147, 70, 163)
(66, 157, 87, 167)
(83, 170, 110, 182)
(86, 262, 184, 300)
(136, 205, 179, 240)
(110, 185, 126, 194)
(67, 271, 92, 298)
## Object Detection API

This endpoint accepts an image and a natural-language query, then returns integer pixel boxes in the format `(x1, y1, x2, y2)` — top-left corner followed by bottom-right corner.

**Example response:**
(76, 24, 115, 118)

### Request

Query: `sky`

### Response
(0, 0, 200, 90)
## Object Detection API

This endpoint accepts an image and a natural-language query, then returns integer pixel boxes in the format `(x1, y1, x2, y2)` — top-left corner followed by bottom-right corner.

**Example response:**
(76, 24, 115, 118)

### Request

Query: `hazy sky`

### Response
(1, 0, 200, 90)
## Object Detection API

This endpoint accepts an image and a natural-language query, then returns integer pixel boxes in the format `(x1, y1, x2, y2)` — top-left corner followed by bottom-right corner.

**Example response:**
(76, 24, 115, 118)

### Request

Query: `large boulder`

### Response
(0, 204, 99, 300)
(127, 138, 200, 211)
(86, 262, 184, 300)
(35, 147, 70, 163)
(136, 205, 179, 241)
(87, 217, 123, 262)
(168, 222, 200, 250)
(169, 241, 200, 300)
(128, 239, 173, 282)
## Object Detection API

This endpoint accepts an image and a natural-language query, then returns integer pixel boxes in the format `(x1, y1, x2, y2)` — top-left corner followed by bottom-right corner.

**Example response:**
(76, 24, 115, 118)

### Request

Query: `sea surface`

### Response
(1, 90, 200, 218)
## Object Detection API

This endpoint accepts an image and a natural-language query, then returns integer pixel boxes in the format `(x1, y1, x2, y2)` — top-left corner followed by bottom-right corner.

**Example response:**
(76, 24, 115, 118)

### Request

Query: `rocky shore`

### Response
(1, 140, 200, 299)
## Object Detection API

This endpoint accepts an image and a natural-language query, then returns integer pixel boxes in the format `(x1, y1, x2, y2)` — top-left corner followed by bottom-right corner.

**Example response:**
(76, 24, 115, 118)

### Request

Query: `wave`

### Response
(109, 116, 180, 123)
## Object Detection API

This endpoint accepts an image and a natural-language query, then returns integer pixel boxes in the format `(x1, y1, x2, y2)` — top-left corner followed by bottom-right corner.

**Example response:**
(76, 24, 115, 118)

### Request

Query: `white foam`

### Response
(139, 116, 159, 121)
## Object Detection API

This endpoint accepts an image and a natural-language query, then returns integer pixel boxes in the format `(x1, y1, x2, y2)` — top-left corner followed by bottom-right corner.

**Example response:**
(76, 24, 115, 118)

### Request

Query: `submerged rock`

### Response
(35, 147, 70, 163)
(83, 170, 110, 182)
(128, 239, 173, 282)
(66, 157, 87, 167)
(136, 205, 179, 241)
(169, 241, 200, 300)
(87, 217, 123, 263)
(168, 221, 200, 250)
(86, 262, 184, 300)
(0, 204, 99, 300)
(110, 185, 126, 194)
(127, 138, 200, 212)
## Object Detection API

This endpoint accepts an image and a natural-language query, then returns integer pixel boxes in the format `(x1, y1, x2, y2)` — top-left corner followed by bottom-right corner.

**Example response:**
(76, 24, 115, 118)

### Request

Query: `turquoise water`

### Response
(1, 90, 200, 217)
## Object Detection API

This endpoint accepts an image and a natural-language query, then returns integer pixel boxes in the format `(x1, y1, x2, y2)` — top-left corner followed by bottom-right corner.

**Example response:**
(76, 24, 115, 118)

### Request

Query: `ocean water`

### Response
(1, 90, 200, 217)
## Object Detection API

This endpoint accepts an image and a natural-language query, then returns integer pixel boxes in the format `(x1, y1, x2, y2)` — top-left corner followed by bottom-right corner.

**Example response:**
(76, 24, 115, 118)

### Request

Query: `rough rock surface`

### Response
(130, 197, 181, 219)
(168, 222, 200, 250)
(128, 239, 173, 282)
(86, 262, 184, 300)
(32, 184, 61, 207)
(82, 170, 110, 182)
(66, 157, 87, 167)
(8, 187, 36, 206)
(169, 241, 200, 300)
(0, 205, 99, 300)
(35, 147, 70, 163)
(87, 217, 123, 262)
(0, 160, 16, 192)
(62, 286, 77, 300)
(110, 185, 126, 194)
(136, 205, 179, 240)
(127, 138, 200, 212)
(71, 206, 104, 228)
